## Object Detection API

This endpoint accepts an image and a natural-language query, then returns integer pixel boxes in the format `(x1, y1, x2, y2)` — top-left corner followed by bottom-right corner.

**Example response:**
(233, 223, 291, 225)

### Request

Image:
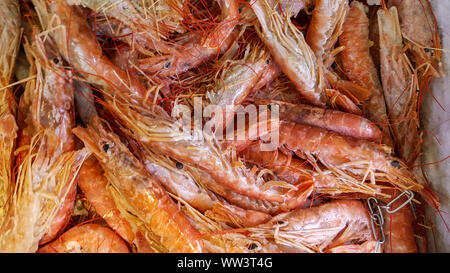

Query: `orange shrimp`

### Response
(339, 1, 393, 146)
(306, 0, 349, 63)
(388, 0, 442, 78)
(32, 0, 148, 104)
(251, 0, 360, 114)
(272, 101, 382, 141)
(73, 116, 204, 253)
(277, 120, 423, 194)
(78, 156, 157, 252)
(137, 0, 239, 77)
(37, 224, 130, 253)
(0, 0, 20, 226)
(129, 140, 271, 227)
(78, 157, 136, 245)
(381, 191, 418, 253)
(378, 5, 439, 212)
(247, 200, 374, 253)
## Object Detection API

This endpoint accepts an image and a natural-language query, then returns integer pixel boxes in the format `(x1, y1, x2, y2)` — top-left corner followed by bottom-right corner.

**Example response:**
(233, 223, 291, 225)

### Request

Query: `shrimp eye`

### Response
(165, 62, 171, 68)
(266, 59, 270, 65)
(248, 243, 258, 250)
(176, 162, 183, 169)
(391, 160, 400, 168)
(103, 144, 110, 152)
(277, 220, 285, 225)
(424, 48, 431, 53)
(53, 58, 59, 64)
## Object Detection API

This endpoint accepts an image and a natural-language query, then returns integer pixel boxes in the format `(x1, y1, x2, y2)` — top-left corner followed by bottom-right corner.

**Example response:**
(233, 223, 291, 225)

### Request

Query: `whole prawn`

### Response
(339, 1, 393, 146)
(73, 116, 204, 253)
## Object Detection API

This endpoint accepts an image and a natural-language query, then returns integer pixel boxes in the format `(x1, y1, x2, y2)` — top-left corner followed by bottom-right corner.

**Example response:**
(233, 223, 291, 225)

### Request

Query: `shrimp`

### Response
(73, 116, 204, 253)
(251, 0, 359, 114)
(306, 0, 349, 64)
(3, 34, 81, 248)
(381, 190, 418, 253)
(0, 0, 20, 226)
(247, 200, 374, 253)
(78, 156, 162, 252)
(0, 138, 89, 252)
(378, 6, 420, 166)
(108, 98, 318, 206)
(266, 101, 382, 141)
(130, 140, 271, 227)
(207, 42, 271, 128)
(251, 0, 325, 106)
(339, 1, 393, 146)
(78, 156, 136, 245)
(32, 0, 148, 104)
(137, 0, 239, 77)
(276, 120, 423, 195)
(37, 224, 130, 253)
(388, 0, 442, 79)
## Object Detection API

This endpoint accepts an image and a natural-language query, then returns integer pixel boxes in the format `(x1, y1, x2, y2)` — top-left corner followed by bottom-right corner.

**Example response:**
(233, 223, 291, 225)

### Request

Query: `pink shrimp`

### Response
(73, 116, 204, 253)
(339, 1, 393, 146)
(275, 120, 423, 196)
(37, 224, 130, 253)
(272, 101, 382, 141)
(247, 200, 374, 253)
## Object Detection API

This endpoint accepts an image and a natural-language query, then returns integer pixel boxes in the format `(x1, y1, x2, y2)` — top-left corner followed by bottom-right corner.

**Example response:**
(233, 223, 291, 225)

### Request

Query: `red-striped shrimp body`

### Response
(37, 224, 130, 253)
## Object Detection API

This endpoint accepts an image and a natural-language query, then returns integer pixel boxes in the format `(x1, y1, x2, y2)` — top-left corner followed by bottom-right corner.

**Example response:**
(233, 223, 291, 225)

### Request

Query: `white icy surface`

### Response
(422, 0, 450, 253)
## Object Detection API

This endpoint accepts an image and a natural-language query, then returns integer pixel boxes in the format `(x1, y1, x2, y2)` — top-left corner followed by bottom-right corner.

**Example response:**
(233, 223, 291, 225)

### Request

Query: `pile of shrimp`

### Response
(0, 0, 445, 253)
